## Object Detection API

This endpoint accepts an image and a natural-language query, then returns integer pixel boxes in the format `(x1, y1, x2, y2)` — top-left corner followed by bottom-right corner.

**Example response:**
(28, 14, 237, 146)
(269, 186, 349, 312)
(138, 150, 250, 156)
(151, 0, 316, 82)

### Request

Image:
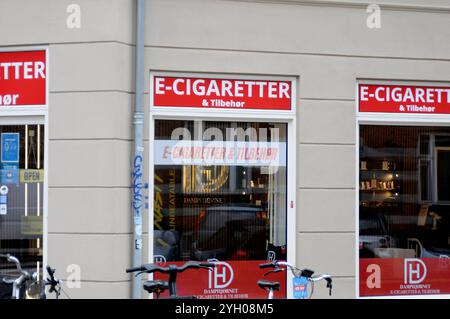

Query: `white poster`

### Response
(154, 140, 286, 167)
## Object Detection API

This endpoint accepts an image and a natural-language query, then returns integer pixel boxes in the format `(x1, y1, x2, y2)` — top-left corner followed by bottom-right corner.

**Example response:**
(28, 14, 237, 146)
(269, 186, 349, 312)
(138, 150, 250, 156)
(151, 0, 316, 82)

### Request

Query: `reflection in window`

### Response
(359, 125, 450, 297)
(153, 121, 287, 263)
(0, 125, 45, 288)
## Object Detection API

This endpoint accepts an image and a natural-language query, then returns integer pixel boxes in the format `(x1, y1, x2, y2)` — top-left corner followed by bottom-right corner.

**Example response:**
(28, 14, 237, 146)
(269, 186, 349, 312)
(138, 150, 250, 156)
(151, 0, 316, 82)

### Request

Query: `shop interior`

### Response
(153, 120, 288, 263)
(359, 125, 450, 259)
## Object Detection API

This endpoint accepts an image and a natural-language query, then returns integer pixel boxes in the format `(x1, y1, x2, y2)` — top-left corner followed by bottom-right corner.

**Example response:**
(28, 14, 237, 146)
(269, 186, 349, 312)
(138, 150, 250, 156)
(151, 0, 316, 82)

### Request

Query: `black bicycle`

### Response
(126, 261, 215, 299)
(44, 265, 62, 299)
(257, 261, 333, 299)
(0, 254, 65, 299)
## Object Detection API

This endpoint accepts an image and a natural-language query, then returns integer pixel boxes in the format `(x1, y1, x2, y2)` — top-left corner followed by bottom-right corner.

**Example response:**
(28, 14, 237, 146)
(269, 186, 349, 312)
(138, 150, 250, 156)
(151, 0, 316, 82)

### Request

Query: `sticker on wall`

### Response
(1, 133, 20, 169)
(0, 185, 8, 215)
(0, 169, 19, 186)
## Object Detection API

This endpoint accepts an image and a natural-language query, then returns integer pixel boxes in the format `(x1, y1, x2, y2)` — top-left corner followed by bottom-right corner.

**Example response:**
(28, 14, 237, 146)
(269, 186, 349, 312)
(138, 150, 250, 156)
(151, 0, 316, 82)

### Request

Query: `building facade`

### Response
(0, 0, 450, 299)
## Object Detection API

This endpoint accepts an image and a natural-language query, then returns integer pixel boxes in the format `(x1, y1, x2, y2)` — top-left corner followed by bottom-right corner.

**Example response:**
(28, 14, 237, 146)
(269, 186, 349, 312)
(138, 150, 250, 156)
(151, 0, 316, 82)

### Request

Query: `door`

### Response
(0, 123, 45, 285)
(151, 119, 288, 298)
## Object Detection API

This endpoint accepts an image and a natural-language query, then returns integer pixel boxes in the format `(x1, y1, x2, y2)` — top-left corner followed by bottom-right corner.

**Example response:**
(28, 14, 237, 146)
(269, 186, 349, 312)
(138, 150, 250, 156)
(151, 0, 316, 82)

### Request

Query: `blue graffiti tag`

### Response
(132, 155, 143, 217)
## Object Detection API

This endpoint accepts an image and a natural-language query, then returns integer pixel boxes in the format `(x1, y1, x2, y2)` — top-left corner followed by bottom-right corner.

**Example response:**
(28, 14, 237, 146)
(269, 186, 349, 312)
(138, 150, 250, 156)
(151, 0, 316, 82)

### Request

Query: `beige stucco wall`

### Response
(1, 0, 450, 298)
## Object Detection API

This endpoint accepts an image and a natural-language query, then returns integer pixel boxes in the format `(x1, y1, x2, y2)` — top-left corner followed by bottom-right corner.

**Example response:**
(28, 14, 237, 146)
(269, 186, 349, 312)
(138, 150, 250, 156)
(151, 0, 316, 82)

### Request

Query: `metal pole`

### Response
(132, 0, 145, 299)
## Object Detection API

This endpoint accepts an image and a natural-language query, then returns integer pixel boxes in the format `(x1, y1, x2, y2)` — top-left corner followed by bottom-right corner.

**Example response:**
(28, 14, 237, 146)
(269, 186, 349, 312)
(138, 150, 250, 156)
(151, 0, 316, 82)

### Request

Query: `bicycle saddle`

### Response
(257, 279, 280, 291)
(143, 280, 169, 294)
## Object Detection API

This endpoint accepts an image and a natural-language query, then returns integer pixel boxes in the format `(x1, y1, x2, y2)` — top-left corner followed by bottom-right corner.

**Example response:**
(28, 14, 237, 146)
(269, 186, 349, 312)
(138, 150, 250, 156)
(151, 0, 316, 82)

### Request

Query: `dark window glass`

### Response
(359, 125, 450, 297)
(0, 124, 45, 298)
(154, 120, 287, 263)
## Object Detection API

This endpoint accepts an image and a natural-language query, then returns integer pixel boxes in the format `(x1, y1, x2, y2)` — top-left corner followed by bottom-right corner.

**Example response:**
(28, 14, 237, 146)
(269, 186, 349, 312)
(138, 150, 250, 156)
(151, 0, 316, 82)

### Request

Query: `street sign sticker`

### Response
(1, 133, 20, 164)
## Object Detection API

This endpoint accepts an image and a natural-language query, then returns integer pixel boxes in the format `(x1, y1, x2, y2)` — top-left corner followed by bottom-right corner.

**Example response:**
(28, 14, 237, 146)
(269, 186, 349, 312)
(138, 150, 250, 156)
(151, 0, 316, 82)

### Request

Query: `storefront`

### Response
(0, 47, 48, 294)
(1, 0, 449, 300)
(357, 82, 450, 298)
(148, 72, 297, 298)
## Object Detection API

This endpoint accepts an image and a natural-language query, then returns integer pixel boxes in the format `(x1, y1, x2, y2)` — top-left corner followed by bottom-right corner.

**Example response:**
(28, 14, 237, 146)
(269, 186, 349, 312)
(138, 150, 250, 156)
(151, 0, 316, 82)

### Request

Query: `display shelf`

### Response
(359, 159, 401, 207)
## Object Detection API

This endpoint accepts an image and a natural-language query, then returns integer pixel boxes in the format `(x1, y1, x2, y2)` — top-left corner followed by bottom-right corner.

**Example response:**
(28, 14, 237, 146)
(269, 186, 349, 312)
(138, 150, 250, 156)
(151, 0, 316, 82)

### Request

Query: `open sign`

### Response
(20, 169, 44, 183)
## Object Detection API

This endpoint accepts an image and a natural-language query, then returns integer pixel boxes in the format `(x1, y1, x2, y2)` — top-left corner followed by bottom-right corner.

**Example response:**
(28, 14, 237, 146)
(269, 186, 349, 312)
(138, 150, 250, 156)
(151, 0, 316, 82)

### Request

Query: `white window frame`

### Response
(0, 45, 49, 280)
(356, 79, 450, 299)
(148, 70, 297, 299)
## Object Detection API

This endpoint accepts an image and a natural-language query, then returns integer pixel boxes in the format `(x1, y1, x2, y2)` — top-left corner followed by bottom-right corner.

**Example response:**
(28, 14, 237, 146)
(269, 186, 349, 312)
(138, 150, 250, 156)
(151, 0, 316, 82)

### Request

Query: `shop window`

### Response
(0, 125, 45, 284)
(359, 125, 450, 297)
(153, 120, 287, 298)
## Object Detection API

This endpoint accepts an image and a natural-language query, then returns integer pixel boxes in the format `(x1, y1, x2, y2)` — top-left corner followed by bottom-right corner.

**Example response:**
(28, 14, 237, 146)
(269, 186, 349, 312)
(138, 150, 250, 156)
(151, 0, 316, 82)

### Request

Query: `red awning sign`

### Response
(152, 75, 293, 111)
(0, 50, 47, 107)
(359, 84, 450, 114)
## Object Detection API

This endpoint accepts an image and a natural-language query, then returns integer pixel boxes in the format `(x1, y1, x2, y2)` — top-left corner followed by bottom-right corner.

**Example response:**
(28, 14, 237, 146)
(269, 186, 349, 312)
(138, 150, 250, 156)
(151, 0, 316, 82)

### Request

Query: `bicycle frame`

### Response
(126, 261, 215, 299)
(258, 260, 333, 299)
(0, 254, 33, 299)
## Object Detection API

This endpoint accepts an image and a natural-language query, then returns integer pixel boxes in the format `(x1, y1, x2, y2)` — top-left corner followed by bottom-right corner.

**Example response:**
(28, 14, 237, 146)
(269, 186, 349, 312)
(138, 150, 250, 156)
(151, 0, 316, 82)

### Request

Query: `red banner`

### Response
(359, 84, 450, 114)
(153, 76, 293, 111)
(153, 260, 287, 299)
(0, 50, 47, 107)
(360, 258, 450, 297)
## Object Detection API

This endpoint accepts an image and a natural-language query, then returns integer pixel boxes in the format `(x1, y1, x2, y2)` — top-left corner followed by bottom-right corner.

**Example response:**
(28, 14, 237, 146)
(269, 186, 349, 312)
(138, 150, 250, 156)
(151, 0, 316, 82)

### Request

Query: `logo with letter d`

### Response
(208, 260, 234, 289)
(404, 259, 427, 284)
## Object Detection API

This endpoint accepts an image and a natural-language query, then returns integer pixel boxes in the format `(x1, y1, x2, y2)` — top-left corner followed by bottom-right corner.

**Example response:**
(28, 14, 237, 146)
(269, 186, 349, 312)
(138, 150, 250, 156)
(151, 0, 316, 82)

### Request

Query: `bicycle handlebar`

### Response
(126, 261, 215, 275)
(126, 266, 145, 273)
(1, 254, 26, 275)
(260, 261, 315, 276)
(310, 274, 332, 282)
(259, 262, 276, 269)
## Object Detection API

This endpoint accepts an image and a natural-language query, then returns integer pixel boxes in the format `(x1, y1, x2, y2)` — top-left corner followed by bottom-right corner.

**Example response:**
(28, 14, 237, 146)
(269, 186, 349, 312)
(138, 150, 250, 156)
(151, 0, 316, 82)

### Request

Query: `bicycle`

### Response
(44, 265, 63, 299)
(0, 254, 64, 299)
(257, 261, 333, 299)
(0, 254, 38, 299)
(126, 261, 215, 299)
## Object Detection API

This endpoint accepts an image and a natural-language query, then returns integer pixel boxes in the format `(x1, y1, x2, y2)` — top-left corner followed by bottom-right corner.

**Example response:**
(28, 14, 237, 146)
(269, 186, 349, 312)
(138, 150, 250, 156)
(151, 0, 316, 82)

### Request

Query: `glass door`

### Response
(152, 119, 288, 298)
(0, 124, 45, 291)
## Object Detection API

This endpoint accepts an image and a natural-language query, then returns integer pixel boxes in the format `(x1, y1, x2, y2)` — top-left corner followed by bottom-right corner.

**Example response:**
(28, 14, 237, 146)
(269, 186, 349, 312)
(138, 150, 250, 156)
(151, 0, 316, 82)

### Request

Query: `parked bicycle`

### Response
(0, 254, 64, 299)
(44, 265, 63, 299)
(0, 254, 39, 299)
(257, 260, 333, 299)
(126, 261, 215, 299)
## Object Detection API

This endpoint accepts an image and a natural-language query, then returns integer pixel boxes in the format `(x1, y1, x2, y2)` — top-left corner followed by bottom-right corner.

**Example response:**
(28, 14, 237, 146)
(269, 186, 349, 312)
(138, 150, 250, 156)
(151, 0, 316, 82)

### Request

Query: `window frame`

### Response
(148, 71, 297, 299)
(356, 79, 450, 299)
(0, 45, 49, 281)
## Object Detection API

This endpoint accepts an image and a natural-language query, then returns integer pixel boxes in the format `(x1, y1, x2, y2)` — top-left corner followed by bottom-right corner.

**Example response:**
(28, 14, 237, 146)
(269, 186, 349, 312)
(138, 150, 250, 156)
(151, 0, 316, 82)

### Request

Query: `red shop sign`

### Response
(360, 258, 450, 297)
(359, 84, 450, 115)
(152, 76, 293, 111)
(0, 50, 47, 107)
(154, 260, 287, 299)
